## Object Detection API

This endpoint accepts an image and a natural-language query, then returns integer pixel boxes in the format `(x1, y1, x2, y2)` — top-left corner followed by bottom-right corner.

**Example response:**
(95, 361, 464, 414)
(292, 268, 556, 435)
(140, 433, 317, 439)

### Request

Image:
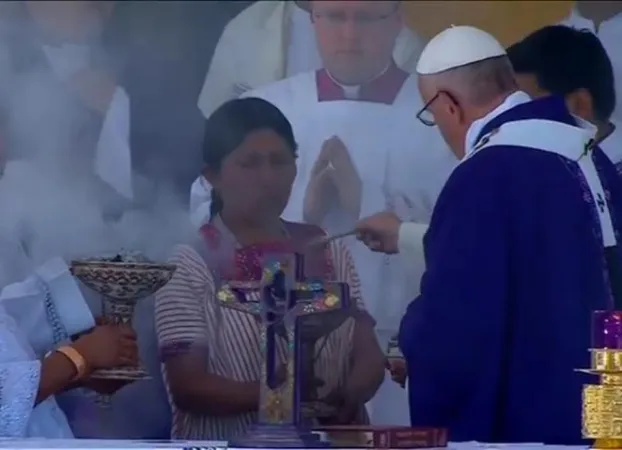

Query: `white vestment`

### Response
(600, 122, 622, 165)
(190, 70, 457, 425)
(197, 1, 426, 119)
(0, 257, 95, 438)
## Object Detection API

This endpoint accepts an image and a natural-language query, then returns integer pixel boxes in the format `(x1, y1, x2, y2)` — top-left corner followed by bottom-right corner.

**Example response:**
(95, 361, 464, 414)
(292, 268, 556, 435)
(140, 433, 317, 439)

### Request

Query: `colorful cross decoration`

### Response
(216, 252, 351, 426)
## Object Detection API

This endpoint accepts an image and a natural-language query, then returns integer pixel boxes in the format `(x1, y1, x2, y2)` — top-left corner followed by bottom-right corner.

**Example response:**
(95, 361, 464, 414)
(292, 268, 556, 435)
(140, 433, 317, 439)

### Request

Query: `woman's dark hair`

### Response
(202, 97, 298, 219)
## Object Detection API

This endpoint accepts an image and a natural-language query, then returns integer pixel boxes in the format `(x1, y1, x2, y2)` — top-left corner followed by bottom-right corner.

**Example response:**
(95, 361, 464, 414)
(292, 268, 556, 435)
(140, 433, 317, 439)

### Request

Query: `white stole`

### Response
(473, 118, 617, 247)
(599, 120, 622, 165)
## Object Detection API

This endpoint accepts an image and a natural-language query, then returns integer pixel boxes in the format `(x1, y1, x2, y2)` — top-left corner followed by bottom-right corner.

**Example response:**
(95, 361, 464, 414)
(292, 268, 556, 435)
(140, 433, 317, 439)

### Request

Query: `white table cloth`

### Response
(0, 440, 589, 450)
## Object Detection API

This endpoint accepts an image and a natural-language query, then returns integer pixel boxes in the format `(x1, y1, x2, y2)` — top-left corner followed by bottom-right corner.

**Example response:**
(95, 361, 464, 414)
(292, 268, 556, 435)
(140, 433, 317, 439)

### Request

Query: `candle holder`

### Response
(580, 311, 622, 449)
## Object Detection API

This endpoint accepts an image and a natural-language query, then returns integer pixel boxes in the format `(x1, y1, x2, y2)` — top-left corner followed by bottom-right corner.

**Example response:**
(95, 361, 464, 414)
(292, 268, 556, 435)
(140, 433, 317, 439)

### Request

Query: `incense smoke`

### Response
(0, 2, 197, 286)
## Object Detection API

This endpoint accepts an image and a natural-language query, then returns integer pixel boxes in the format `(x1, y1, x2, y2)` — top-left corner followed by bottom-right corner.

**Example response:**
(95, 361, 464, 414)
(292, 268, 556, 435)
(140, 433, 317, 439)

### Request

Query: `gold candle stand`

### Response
(581, 349, 622, 449)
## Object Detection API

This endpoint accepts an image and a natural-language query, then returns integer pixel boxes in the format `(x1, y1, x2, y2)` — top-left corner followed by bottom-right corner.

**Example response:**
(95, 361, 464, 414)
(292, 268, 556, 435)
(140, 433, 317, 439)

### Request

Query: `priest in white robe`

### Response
(190, 0, 456, 426)
(197, 0, 426, 119)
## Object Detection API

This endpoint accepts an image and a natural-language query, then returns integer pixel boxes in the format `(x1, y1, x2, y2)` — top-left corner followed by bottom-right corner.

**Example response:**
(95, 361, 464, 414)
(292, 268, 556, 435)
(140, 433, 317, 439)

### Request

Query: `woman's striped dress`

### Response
(154, 239, 367, 440)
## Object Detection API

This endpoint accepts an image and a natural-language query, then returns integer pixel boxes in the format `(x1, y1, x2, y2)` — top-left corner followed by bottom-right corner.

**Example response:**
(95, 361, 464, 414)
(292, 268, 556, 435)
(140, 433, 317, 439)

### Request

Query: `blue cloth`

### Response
(0, 258, 94, 438)
(399, 96, 622, 445)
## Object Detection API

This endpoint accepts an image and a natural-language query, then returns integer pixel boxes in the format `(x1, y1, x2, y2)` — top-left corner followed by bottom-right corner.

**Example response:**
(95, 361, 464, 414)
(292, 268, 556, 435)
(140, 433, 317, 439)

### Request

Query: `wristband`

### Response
(55, 346, 88, 382)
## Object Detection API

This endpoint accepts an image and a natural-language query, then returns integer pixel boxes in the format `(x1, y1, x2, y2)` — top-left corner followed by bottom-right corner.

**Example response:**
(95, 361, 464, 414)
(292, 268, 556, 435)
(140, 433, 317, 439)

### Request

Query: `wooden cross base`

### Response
(230, 424, 329, 448)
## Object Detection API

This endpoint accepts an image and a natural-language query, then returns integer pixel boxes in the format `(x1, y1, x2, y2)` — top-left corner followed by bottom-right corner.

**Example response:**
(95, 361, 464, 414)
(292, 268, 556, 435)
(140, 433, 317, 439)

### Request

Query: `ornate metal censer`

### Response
(580, 311, 622, 449)
(217, 253, 354, 448)
(71, 255, 176, 380)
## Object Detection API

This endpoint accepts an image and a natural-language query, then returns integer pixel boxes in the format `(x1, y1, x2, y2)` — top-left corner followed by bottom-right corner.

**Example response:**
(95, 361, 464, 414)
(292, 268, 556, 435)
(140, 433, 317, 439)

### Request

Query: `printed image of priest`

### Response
(507, 25, 621, 170)
(190, 0, 455, 428)
(197, 0, 425, 119)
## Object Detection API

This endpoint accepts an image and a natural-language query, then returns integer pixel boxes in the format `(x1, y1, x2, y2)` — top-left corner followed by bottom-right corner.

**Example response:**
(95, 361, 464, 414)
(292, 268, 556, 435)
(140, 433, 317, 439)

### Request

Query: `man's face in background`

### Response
(25, 1, 115, 44)
(311, 0, 402, 85)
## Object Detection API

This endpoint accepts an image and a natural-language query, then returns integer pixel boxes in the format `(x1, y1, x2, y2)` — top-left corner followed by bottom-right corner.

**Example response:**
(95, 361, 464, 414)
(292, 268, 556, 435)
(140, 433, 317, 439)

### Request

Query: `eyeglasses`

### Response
(312, 4, 398, 29)
(416, 91, 459, 127)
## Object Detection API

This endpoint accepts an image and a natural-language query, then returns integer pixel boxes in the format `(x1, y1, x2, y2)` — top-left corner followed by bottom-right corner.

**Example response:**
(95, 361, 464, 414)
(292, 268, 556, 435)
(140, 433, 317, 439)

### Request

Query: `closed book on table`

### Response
(313, 425, 448, 448)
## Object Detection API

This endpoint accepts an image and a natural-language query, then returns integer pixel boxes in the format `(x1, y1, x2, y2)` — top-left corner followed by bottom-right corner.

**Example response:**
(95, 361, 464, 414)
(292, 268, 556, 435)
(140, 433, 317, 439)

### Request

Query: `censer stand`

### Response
(71, 259, 175, 382)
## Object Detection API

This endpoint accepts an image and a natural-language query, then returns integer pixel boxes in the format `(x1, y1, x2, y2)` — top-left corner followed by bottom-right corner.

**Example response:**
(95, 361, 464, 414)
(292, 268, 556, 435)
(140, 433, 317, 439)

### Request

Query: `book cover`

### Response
(313, 425, 448, 448)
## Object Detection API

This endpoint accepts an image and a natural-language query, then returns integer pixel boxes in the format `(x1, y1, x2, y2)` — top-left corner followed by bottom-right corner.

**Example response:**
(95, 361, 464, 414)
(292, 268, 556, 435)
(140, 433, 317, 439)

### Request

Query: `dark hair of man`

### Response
(507, 25, 616, 123)
(201, 97, 298, 219)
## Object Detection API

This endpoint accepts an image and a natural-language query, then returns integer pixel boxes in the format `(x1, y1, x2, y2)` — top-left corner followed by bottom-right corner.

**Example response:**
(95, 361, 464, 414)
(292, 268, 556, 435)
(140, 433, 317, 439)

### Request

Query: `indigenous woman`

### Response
(155, 97, 385, 440)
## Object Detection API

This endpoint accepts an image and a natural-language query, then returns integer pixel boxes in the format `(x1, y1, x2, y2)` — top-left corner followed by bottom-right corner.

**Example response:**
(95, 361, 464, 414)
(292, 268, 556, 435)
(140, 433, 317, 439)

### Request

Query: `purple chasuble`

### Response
(399, 96, 622, 444)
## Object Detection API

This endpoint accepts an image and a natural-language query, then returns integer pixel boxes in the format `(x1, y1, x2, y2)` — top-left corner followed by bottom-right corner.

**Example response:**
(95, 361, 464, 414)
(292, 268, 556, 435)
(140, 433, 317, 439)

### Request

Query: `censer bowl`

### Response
(70, 259, 176, 381)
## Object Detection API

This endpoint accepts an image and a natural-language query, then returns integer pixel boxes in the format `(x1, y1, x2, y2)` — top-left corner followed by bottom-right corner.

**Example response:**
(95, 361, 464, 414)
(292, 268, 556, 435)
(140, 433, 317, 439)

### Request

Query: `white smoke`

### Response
(0, 3, 197, 286)
(0, 158, 196, 281)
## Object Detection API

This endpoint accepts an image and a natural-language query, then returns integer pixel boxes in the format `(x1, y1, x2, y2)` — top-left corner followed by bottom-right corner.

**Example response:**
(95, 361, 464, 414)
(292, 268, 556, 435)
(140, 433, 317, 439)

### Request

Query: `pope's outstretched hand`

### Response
(355, 211, 402, 254)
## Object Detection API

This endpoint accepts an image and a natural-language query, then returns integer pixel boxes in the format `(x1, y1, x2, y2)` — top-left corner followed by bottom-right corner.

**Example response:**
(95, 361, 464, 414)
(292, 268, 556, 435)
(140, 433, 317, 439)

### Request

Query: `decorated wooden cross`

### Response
(216, 252, 352, 447)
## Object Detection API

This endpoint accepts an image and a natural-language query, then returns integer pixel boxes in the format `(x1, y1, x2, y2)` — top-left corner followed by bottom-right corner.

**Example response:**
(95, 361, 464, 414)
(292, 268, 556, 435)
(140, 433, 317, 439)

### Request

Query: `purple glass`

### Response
(592, 310, 622, 349)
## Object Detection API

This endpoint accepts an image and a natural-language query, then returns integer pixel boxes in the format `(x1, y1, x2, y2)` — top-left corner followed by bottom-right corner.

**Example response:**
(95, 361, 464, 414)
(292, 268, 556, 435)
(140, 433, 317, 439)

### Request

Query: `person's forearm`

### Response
(36, 351, 79, 405)
(173, 372, 259, 416)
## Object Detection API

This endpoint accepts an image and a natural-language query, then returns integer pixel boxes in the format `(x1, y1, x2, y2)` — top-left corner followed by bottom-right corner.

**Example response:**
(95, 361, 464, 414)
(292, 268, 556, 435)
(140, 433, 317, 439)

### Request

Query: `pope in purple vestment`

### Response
(400, 93, 622, 444)
(357, 26, 622, 444)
